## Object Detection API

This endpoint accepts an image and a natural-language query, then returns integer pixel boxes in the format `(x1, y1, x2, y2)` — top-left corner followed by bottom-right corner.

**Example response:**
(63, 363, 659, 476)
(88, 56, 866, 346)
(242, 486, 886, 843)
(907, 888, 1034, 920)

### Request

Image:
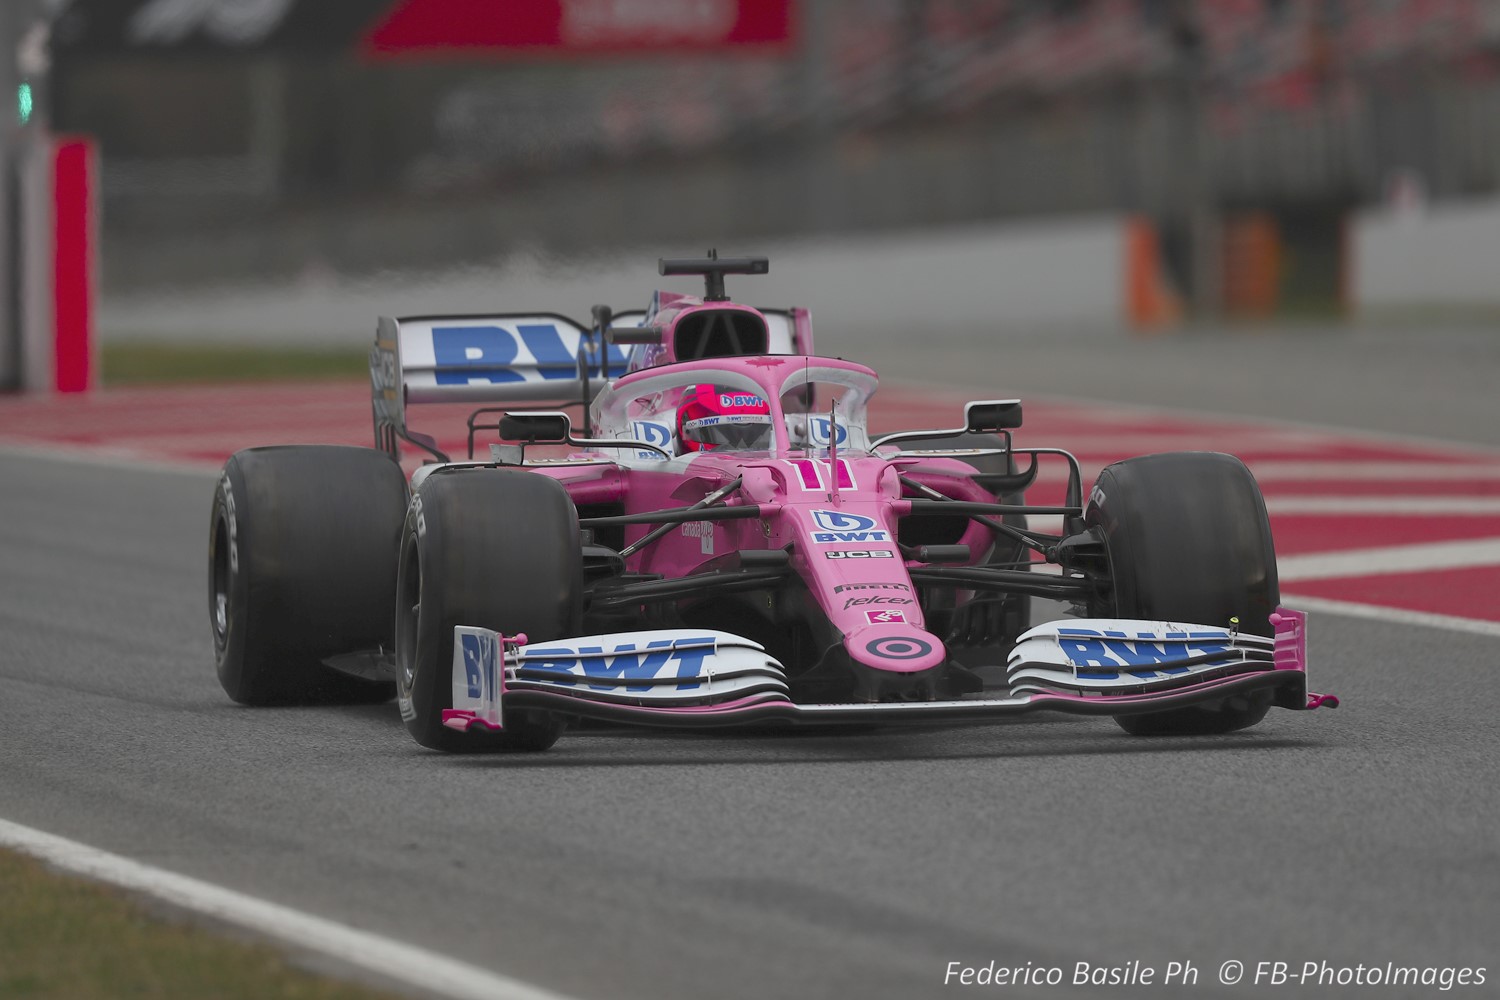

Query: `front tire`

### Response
(395, 468, 581, 752)
(209, 446, 406, 705)
(1087, 452, 1279, 736)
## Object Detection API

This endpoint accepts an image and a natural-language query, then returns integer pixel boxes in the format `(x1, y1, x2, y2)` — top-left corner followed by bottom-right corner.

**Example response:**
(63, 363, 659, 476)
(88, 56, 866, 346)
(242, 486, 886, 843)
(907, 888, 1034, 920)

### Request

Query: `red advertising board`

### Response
(52, 138, 96, 394)
(364, 0, 793, 57)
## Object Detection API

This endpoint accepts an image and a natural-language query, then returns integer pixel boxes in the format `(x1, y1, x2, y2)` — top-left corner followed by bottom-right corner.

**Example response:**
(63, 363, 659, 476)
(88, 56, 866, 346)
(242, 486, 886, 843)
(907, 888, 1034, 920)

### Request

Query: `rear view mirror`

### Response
(965, 399, 1023, 433)
(499, 412, 572, 443)
(608, 326, 663, 346)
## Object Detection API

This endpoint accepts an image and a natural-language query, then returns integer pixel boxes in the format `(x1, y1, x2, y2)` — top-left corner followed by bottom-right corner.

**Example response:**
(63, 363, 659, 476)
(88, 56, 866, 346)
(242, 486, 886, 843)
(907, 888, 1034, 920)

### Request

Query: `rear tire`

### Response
(209, 446, 406, 705)
(395, 468, 581, 752)
(1086, 452, 1279, 736)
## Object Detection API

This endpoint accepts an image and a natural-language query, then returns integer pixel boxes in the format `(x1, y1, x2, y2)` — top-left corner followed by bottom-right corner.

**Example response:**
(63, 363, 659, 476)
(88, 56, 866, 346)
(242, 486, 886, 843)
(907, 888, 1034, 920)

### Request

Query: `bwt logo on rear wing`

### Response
(377, 314, 629, 404)
(371, 313, 631, 459)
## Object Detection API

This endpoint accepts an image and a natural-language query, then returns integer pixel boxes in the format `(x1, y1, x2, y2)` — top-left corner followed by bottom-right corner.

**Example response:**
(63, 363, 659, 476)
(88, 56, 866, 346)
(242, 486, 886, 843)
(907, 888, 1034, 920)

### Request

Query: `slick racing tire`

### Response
(395, 468, 581, 753)
(1086, 452, 1279, 736)
(210, 446, 406, 705)
(899, 431, 1030, 667)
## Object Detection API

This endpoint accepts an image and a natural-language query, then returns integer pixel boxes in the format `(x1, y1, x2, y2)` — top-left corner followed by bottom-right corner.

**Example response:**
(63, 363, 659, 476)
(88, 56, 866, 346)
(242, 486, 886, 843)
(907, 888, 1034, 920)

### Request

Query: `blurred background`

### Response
(3, 0, 1500, 387)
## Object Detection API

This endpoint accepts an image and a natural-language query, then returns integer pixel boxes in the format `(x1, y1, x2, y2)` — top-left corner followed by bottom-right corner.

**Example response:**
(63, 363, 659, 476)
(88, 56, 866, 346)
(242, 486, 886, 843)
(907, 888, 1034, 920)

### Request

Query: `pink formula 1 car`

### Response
(208, 255, 1335, 752)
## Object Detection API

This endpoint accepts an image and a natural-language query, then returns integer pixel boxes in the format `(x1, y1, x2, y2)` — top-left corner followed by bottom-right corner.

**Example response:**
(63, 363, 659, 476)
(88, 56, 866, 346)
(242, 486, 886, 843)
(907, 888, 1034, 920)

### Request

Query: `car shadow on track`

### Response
(314, 702, 1331, 768)
(438, 733, 1330, 770)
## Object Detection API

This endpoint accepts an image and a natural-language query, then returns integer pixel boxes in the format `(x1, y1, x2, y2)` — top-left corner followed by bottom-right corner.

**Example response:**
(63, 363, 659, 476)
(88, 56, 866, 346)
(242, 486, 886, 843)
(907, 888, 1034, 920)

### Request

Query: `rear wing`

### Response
(371, 305, 813, 462)
(370, 313, 629, 461)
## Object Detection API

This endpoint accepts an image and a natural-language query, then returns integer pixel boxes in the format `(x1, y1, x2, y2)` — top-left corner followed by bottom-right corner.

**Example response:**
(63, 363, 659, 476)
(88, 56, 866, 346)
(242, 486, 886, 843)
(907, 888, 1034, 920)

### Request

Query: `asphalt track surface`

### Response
(4, 331, 1500, 999)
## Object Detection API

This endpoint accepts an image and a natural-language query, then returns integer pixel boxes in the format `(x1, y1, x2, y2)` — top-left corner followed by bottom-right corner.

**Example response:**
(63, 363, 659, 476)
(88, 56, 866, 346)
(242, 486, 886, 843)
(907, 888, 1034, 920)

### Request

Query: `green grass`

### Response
(0, 849, 405, 1000)
(101, 342, 367, 386)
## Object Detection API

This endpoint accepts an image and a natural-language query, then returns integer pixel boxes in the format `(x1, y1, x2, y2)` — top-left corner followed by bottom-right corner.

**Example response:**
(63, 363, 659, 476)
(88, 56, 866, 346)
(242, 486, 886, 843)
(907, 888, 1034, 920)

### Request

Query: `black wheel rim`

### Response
(395, 534, 420, 694)
(210, 516, 230, 653)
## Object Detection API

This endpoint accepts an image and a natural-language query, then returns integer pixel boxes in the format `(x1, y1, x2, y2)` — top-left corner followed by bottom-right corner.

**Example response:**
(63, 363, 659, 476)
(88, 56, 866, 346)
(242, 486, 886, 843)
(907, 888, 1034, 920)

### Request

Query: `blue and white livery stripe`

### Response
(1005, 618, 1275, 695)
(395, 316, 630, 404)
(630, 421, 673, 460)
(451, 627, 789, 729)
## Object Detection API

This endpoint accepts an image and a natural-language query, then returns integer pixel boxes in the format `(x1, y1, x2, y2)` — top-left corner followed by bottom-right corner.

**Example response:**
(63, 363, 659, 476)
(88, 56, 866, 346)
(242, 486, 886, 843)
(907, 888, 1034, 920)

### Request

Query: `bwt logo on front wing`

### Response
(809, 509, 890, 544)
(1056, 628, 1233, 668)
(523, 639, 717, 691)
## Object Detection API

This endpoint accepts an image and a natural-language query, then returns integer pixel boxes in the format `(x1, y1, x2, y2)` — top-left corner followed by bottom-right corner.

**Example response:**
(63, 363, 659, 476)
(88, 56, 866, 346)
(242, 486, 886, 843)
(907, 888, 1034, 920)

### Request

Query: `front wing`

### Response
(440, 609, 1336, 734)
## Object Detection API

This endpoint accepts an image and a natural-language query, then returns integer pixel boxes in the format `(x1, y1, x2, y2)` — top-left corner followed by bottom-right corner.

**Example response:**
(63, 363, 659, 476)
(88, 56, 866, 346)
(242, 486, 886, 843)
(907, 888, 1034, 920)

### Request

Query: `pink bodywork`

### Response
(526, 353, 993, 681)
(390, 281, 1335, 734)
(1270, 608, 1340, 709)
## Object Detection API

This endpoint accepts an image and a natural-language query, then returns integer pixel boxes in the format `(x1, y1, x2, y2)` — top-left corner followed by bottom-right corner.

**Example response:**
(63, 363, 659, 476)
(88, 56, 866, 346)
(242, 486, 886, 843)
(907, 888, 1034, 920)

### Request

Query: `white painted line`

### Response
(1266, 496, 1500, 515)
(1036, 434, 1330, 454)
(0, 440, 219, 477)
(1282, 595, 1500, 640)
(1027, 459, 1500, 484)
(998, 497, 1500, 532)
(0, 818, 582, 1000)
(963, 497, 1500, 535)
(1247, 461, 1500, 481)
(885, 379, 1500, 462)
(1278, 537, 1500, 583)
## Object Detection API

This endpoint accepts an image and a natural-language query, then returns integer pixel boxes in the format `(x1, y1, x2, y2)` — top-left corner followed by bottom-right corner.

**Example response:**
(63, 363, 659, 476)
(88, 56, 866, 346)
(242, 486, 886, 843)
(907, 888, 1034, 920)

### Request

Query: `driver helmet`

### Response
(677, 384, 774, 453)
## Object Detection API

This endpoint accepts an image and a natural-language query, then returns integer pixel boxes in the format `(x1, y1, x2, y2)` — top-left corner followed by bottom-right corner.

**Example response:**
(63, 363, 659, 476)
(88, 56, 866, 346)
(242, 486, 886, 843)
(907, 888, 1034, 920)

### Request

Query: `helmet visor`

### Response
(680, 413, 775, 452)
